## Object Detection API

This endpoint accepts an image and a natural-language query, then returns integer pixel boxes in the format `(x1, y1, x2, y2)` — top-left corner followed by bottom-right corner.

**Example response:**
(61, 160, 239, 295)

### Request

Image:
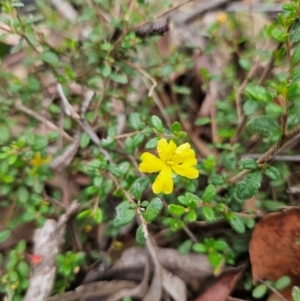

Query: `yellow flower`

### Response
(31, 152, 51, 167)
(139, 139, 199, 194)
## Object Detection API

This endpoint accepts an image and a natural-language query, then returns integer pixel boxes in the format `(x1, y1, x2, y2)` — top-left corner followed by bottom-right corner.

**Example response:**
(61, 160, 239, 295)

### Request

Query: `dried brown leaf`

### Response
(249, 207, 300, 301)
(193, 266, 243, 301)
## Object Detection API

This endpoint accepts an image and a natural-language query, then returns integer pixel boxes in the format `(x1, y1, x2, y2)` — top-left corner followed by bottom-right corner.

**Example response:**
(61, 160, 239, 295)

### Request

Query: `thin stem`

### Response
(156, 0, 195, 18)
(286, 39, 292, 77)
(125, 61, 157, 96)
(231, 58, 261, 144)
(114, 130, 146, 139)
(15, 101, 74, 142)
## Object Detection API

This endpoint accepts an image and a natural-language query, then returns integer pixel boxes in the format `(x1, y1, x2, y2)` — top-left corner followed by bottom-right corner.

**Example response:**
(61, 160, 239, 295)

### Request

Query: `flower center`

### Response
(166, 160, 174, 165)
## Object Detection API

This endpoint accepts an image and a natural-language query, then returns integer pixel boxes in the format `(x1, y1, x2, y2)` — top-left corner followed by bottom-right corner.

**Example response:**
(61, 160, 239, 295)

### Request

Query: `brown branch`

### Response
(231, 59, 261, 144)
(259, 43, 282, 85)
(15, 100, 74, 142)
(226, 123, 300, 186)
(135, 19, 172, 39)
(156, 0, 195, 19)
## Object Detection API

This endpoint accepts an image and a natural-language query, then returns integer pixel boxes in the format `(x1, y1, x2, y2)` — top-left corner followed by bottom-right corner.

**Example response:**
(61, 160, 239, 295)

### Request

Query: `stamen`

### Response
(166, 160, 174, 165)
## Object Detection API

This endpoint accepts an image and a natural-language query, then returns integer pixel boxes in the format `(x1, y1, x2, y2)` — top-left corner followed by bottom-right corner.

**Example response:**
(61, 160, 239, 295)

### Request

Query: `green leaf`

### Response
(247, 115, 280, 136)
(41, 51, 59, 64)
(208, 252, 223, 269)
(32, 136, 48, 151)
(173, 85, 191, 95)
(290, 20, 300, 43)
(208, 174, 225, 186)
(124, 137, 135, 154)
(202, 206, 215, 222)
(145, 137, 158, 149)
(178, 195, 189, 206)
(0, 33, 9, 41)
(0, 229, 11, 243)
(77, 209, 92, 220)
(108, 164, 122, 177)
(222, 152, 236, 171)
(252, 284, 268, 299)
(275, 276, 291, 291)
(118, 162, 130, 175)
(243, 99, 258, 116)
(245, 84, 272, 103)
(239, 58, 251, 70)
(80, 132, 90, 148)
(17, 186, 29, 203)
(151, 115, 163, 132)
(136, 225, 146, 244)
(143, 197, 163, 222)
(129, 112, 142, 130)
(113, 202, 136, 227)
(271, 27, 287, 42)
(239, 158, 258, 170)
(214, 240, 229, 251)
(192, 243, 207, 253)
(292, 286, 300, 301)
(226, 213, 245, 234)
(282, 3, 295, 11)
(17, 261, 29, 278)
(261, 200, 286, 211)
(110, 73, 128, 84)
(194, 117, 211, 126)
(233, 170, 262, 201)
(101, 64, 111, 77)
(265, 165, 281, 181)
(293, 44, 300, 65)
(202, 184, 216, 202)
(92, 208, 103, 223)
(140, 201, 149, 207)
(187, 210, 197, 222)
(132, 133, 145, 147)
(171, 122, 181, 133)
(0, 125, 10, 143)
(168, 204, 185, 216)
(130, 177, 150, 200)
(178, 239, 192, 255)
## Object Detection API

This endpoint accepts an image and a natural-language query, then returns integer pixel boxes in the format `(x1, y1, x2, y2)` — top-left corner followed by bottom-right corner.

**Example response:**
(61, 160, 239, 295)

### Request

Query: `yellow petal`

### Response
(152, 165, 173, 194)
(157, 139, 177, 163)
(172, 161, 199, 179)
(139, 152, 164, 173)
(173, 143, 196, 163)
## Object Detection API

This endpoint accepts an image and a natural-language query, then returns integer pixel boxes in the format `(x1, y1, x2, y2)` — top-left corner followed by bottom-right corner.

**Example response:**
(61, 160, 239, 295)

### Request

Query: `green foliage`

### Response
(274, 276, 291, 290)
(0, 240, 29, 299)
(113, 202, 136, 227)
(192, 238, 234, 273)
(247, 115, 280, 136)
(293, 286, 300, 301)
(238, 158, 258, 170)
(264, 165, 281, 181)
(136, 225, 146, 245)
(143, 197, 163, 222)
(168, 204, 186, 216)
(56, 251, 85, 291)
(202, 184, 216, 202)
(252, 284, 268, 299)
(130, 177, 150, 200)
(232, 171, 262, 201)
(1, 0, 300, 298)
